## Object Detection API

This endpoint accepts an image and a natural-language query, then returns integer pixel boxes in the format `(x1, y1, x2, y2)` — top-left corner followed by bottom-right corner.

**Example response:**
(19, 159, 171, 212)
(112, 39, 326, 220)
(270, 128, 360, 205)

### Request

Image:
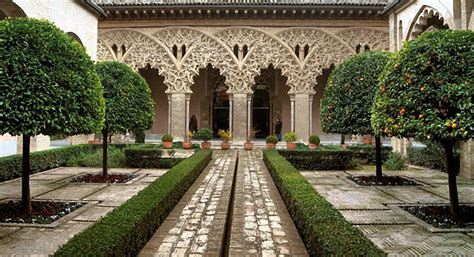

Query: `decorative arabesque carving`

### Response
(153, 28, 239, 93)
(277, 29, 354, 93)
(215, 28, 300, 93)
(335, 28, 389, 51)
(97, 29, 179, 91)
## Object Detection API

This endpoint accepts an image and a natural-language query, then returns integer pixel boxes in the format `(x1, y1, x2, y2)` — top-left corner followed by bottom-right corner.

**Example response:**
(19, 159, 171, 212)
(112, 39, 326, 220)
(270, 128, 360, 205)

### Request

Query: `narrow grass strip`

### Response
(263, 150, 385, 257)
(54, 149, 212, 257)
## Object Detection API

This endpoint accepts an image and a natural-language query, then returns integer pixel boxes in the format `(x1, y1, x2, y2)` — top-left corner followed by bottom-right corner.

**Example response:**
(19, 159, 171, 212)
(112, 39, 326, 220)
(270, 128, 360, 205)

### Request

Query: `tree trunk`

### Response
(22, 135, 32, 214)
(340, 134, 345, 145)
(375, 136, 383, 181)
(102, 130, 108, 177)
(443, 140, 460, 220)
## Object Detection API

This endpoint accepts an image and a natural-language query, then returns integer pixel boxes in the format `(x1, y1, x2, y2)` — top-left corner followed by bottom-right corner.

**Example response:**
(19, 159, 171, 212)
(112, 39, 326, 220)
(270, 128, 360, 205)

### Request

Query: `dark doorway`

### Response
(252, 85, 270, 138)
(212, 82, 229, 136)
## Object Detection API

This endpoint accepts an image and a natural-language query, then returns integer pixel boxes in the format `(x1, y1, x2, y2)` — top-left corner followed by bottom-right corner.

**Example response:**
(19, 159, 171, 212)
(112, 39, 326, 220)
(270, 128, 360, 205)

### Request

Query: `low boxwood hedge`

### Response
(54, 149, 212, 257)
(278, 149, 356, 170)
(407, 142, 460, 173)
(0, 144, 95, 182)
(263, 150, 385, 256)
(347, 144, 392, 164)
(124, 146, 185, 168)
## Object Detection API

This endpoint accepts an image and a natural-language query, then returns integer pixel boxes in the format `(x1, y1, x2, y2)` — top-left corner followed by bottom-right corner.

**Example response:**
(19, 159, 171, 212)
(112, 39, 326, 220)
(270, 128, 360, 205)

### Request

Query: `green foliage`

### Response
(0, 144, 95, 182)
(161, 134, 173, 142)
(407, 142, 460, 172)
(194, 128, 213, 141)
(308, 135, 320, 145)
(283, 131, 298, 143)
(96, 61, 155, 134)
(372, 30, 474, 142)
(278, 149, 356, 170)
(66, 146, 125, 168)
(321, 51, 390, 135)
(134, 130, 145, 144)
(263, 150, 385, 256)
(347, 144, 393, 164)
(53, 150, 212, 257)
(266, 135, 278, 144)
(384, 152, 406, 170)
(0, 18, 105, 136)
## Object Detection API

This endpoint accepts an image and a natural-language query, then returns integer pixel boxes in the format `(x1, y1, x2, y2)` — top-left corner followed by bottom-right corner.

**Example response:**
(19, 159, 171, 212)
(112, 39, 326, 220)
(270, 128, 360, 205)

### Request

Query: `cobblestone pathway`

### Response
(229, 150, 307, 256)
(140, 149, 308, 256)
(301, 168, 474, 256)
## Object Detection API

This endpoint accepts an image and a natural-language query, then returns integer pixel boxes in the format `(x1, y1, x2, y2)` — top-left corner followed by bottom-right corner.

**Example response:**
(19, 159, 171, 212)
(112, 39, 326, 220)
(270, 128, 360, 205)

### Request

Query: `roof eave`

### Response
(81, 0, 108, 18)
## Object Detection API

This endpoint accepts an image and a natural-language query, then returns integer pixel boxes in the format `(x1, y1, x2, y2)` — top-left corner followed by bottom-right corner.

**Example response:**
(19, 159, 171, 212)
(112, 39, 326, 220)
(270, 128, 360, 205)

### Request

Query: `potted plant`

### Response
(218, 129, 231, 150)
(183, 131, 193, 149)
(195, 128, 213, 149)
(161, 134, 173, 149)
(308, 135, 320, 149)
(265, 135, 278, 149)
(283, 132, 298, 150)
(362, 135, 373, 145)
(244, 138, 254, 150)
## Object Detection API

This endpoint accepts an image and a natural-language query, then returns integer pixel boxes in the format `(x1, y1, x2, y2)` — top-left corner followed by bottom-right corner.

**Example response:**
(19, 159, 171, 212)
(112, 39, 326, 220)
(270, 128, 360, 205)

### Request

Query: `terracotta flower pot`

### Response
(287, 143, 297, 150)
(363, 135, 373, 145)
(244, 142, 254, 150)
(182, 142, 193, 149)
(221, 142, 231, 150)
(266, 143, 276, 150)
(162, 141, 173, 149)
(201, 142, 211, 149)
(340, 144, 347, 149)
(308, 143, 318, 149)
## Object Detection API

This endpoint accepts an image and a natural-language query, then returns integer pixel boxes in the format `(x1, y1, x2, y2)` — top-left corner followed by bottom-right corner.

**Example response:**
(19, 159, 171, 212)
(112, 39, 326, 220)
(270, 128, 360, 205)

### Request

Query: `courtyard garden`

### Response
(0, 16, 472, 256)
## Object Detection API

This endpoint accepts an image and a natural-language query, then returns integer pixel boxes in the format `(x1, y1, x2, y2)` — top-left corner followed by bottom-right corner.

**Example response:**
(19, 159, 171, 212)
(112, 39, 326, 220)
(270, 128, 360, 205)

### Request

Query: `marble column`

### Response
(290, 94, 295, 132)
(391, 137, 412, 156)
(308, 93, 314, 136)
(231, 93, 250, 142)
(17, 134, 50, 153)
(185, 93, 191, 135)
(294, 93, 311, 142)
(168, 92, 186, 141)
(460, 139, 473, 179)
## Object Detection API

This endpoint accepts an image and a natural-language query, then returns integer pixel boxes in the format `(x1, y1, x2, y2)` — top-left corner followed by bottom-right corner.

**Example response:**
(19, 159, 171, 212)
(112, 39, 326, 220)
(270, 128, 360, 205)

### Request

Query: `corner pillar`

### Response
(391, 137, 412, 156)
(230, 93, 250, 142)
(294, 93, 311, 142)
(460, 139, 474, 179)
(17, 134, 50, 154)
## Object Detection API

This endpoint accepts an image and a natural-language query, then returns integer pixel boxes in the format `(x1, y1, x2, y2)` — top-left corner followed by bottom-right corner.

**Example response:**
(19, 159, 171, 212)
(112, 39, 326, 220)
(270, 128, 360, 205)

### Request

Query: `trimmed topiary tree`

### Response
(321, 51, 391, 179)
(372, 30, 473, 220)
(96, 61, 155, 176)
(0, 18, 105, 213)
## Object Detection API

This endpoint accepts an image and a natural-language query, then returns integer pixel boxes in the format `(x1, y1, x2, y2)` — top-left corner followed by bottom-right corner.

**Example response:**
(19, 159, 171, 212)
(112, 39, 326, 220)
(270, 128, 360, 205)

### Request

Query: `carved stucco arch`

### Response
(97, 29, 179, 91)
(277, 28, 354, 94)
(407, 6, 452, 40)
(214, 27, 300, 93)
(152, 27, 239, 93)
(335, 28, 389, 51)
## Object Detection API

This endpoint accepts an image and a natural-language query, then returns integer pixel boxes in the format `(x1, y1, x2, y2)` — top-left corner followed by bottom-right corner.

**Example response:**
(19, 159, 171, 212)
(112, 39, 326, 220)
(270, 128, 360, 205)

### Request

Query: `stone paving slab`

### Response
(73, 206, 114, 222)
(139, 150, 237, 257)
(304, 167, 474, 256)
(30, 173, 76, 181)
(35, 184, 108, 200)
(230, 150, 308, 256)
(135, 169, 168, 177)
(0, 180, 66, 199)
(83, 184, 148, 204)
(42, 167, 100, 175)
(136, 175, 160, 183)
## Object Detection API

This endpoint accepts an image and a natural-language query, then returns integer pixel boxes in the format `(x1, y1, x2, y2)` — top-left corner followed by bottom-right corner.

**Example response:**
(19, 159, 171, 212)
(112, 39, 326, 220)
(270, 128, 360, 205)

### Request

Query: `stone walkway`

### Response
(140, 150, 308, 256)
(301, 167, 474, 256)
(0, 167, 168, 255)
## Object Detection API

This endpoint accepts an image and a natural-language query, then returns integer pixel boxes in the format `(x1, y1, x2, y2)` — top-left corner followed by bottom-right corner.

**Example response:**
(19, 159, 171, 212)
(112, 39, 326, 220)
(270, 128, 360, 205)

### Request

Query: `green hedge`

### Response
(54, 149, 212, 257)
(407, 142, 460, 173)
(124, 146, 185, 168)
(0, 144, 95, 182)
(278, 149, 356, 170)
(263, 150, 385, 256)
(347, 144, 393, 164)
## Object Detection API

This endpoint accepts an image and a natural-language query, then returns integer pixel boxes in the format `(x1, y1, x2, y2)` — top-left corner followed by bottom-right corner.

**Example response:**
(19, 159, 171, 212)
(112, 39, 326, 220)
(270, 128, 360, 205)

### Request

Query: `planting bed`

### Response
(0, 200, 84, 224)
(70, 173, 136, 183)
(349, 175, 420, 186)
(401, 205, 474, 229)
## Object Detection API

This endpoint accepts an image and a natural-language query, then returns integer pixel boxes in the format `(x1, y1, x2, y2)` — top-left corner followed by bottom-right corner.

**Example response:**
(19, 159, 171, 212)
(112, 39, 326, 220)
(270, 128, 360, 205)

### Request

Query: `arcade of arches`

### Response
(98, 27, 389, 141)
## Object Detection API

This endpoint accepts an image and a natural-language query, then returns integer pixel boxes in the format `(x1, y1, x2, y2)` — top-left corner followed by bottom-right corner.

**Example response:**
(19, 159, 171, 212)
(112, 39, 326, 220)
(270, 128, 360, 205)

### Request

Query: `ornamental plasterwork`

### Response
(408, 6, 450, 40)
(97, 26, 388, 94)
(335, 28, 389, 51)
(214, 28, 301, 93)
(153, 28, 239, 93)
(97, 30, 180, 91)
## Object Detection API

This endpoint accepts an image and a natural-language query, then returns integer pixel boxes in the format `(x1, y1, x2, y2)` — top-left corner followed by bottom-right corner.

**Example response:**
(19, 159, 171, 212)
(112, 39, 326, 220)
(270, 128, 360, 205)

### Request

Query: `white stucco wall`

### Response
(12, 0, 98, 59)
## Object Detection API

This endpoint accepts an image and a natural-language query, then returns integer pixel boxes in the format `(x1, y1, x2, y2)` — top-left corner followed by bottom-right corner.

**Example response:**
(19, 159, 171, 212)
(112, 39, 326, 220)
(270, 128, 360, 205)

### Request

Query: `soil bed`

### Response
(349, 175, 420, 186)
(0, 200, 84, 224)
(402, 205, 474, 228)
(71, 173, 136, 183)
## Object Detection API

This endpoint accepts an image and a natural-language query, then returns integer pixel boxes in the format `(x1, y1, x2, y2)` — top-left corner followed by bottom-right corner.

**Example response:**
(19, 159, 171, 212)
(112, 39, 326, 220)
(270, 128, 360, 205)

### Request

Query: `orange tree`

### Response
(372, 30, 473, 219)
(0, 18, 105, 213)
(321, 51, 391, 180)
(95, 61, 155, 176)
